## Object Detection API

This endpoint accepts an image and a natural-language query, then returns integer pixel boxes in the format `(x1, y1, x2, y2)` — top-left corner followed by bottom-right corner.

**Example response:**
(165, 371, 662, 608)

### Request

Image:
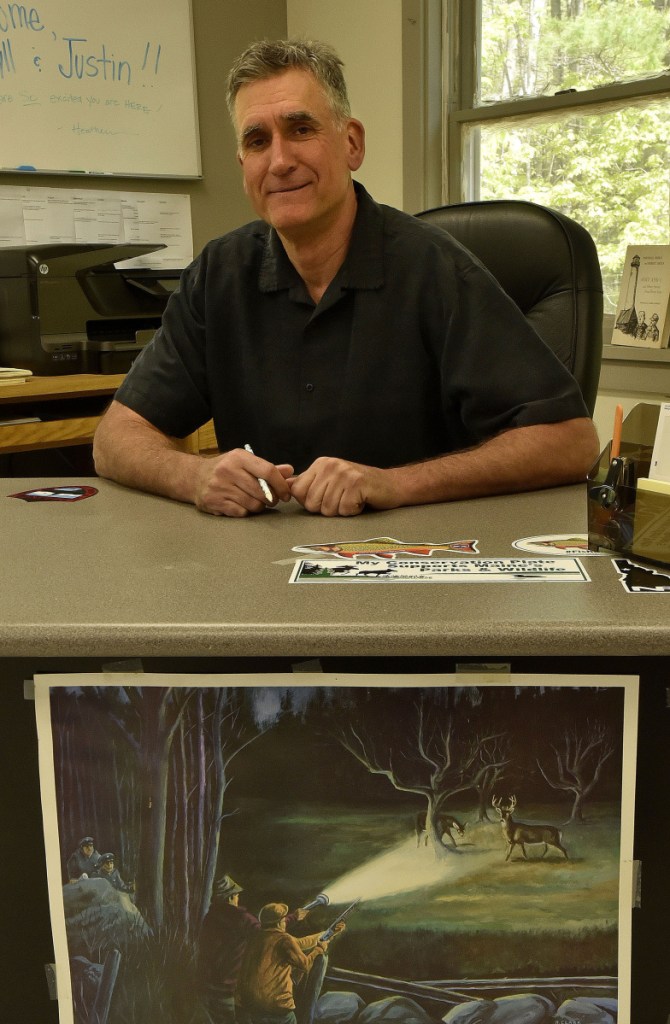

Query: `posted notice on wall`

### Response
(0, 184, 193, 270)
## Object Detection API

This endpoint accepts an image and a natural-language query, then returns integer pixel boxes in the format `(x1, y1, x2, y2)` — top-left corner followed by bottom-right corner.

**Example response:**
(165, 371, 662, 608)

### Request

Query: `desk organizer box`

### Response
(588, 402, 670, 567)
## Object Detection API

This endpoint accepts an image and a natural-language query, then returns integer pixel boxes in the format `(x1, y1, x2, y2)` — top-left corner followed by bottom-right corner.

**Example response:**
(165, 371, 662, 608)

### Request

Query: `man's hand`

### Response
(194, 448, 294, 518)
(317, 921, 346, 954)
(289, 417, 598, 516)
(316, 920, 345, 954)
(289, 457, 396, 516)
(94, 402, 297, 518)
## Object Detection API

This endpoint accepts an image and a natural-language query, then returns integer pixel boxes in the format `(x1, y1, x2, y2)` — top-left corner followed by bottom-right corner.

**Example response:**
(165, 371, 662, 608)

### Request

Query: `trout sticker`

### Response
(292, 536, 479, 560)
(512, 534, 600, 556)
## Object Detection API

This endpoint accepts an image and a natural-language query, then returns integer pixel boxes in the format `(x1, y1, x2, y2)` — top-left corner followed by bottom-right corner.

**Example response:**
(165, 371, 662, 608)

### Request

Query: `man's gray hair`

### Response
(226, 38, 351, 123)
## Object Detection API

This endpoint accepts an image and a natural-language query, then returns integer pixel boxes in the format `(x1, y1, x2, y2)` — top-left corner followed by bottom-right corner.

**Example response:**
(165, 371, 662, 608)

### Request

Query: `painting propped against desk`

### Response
(34, 673, 638, 1024)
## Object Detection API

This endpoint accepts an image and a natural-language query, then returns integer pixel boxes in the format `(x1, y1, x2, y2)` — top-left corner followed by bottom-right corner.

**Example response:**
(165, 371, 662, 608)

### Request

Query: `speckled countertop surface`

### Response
(1, 478, 667, 658)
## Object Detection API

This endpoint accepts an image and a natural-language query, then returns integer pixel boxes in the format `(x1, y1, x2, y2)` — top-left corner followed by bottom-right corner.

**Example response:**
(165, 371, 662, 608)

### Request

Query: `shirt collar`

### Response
(258, 181, 385, 295)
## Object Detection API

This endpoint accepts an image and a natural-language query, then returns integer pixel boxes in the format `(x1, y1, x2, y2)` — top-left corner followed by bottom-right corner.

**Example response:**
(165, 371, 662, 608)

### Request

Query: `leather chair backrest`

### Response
(415, 199, 603, 415)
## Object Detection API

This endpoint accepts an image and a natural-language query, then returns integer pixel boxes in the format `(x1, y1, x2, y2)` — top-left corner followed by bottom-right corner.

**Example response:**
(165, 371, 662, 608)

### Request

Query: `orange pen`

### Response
(611, 404, 624, 460)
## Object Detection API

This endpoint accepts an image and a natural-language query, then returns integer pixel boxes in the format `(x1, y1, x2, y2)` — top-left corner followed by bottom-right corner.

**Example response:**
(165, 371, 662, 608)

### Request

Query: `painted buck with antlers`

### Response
(492, 795, 568, 861)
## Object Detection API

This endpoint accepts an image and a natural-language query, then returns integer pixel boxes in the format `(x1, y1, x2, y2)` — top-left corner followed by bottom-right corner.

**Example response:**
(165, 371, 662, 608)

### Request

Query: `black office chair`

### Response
(415, 200, 603, 415)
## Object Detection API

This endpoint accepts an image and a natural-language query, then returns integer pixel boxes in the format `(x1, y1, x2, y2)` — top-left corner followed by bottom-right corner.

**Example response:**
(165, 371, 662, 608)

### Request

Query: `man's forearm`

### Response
(93, 402, 202, 505)
(379, 417, 600, 508)
(95, 402, 599, 517)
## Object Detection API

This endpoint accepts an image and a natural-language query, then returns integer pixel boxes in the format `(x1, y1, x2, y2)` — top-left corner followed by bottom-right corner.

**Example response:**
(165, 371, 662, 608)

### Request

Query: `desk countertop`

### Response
(1, 478, 667, 659)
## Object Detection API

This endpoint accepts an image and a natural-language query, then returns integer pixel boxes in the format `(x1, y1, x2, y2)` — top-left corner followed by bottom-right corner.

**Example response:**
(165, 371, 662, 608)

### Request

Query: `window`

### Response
(446, 0, 670, 312)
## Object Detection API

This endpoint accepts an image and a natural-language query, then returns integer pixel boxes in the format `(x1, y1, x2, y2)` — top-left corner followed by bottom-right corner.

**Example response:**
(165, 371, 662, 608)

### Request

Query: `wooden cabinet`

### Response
(0, 374, 217, 456)
(0, 374, 124, 455)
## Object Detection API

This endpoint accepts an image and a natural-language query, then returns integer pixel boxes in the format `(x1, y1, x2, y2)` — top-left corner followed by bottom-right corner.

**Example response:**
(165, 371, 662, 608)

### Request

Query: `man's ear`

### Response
(237, 152, 249, 195)
(346, 119, 365, 172)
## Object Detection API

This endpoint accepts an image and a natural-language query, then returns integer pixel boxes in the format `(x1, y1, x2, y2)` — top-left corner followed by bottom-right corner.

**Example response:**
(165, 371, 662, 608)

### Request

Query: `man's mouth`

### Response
(269, 182, 310, 195)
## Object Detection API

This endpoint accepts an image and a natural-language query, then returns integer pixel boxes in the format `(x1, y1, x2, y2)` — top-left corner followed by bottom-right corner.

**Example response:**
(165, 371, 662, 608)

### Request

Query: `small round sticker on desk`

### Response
(9, 485, 98, 502)
(512, 534, 601, 556)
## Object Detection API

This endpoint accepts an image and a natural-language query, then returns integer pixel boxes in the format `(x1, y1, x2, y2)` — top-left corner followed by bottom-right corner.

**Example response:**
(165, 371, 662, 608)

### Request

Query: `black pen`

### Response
(243, 444, 273, 502)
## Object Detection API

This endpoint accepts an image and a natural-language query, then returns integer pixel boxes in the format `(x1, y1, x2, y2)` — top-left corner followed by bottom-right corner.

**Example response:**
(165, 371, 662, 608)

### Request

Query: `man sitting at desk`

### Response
(93, 38, 599, 519)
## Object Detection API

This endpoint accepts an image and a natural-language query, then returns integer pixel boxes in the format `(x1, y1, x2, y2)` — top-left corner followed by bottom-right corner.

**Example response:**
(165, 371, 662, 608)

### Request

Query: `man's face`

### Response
(234, 69, 364, 241)
(82, 844, 93, 857)
(102, 860, 114, 874)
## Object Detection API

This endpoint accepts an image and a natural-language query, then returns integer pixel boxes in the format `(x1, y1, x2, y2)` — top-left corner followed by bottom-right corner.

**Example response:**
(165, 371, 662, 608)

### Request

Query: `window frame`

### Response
(443, 0, 670, 204)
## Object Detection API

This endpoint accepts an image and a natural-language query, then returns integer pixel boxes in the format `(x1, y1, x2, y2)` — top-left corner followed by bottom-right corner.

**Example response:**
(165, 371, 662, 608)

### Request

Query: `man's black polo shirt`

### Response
(115, 183, 587, 473)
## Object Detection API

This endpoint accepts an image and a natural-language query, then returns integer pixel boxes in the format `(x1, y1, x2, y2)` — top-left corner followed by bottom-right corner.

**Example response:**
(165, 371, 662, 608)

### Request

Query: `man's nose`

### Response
(268, 134, 296, 174)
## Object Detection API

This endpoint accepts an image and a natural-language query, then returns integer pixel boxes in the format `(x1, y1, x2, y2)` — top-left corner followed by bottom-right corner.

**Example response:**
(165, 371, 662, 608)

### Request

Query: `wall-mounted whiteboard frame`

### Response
(0, 0, 201, 179)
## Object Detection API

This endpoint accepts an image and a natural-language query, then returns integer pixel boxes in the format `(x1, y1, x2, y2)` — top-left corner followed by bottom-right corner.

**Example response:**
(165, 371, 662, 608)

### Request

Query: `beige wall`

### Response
(287, 0, 405, 209)
(287, 0, 441, 214)
(189, 0, 287, 248)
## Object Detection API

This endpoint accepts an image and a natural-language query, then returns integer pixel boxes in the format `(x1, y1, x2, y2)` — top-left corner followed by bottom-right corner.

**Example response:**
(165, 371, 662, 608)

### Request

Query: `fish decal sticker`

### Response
(534, 537, 587, 550)
(292, 536, 479, 560)
(512, 534, 601, 556)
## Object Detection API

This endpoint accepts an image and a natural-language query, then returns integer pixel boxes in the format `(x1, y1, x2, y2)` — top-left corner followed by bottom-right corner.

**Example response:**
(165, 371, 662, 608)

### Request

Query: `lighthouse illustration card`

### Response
(611, 244, 670, 349)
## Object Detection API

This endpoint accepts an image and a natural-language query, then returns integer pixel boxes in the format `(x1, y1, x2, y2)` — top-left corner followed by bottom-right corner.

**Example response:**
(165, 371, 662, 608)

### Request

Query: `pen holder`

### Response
(587, 440, 648, 556)
(587, 403, 670, 568)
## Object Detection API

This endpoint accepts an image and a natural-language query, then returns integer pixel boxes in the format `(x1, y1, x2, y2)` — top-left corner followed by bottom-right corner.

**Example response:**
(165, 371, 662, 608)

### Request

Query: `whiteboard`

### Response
(0, 0, 201, 178)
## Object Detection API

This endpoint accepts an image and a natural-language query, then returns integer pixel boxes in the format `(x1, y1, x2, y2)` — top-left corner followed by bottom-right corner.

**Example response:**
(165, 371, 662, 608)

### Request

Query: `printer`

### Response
(0, 242, 181, 375)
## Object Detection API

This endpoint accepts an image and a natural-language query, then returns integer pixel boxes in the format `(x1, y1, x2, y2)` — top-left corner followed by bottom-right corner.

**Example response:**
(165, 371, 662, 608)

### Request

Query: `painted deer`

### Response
(416, 809, 466, 847)
(492, 795, 568, 861)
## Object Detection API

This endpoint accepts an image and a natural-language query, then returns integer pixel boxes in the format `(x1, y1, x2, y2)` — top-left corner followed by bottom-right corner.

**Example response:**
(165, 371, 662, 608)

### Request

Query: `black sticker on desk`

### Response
(9, 485, 98, 502)
(614, 557, 670, 593)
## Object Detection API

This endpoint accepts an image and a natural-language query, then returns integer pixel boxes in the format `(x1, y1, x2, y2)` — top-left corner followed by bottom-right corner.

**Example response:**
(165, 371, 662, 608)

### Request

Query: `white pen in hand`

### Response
(244, 444, 274, 503)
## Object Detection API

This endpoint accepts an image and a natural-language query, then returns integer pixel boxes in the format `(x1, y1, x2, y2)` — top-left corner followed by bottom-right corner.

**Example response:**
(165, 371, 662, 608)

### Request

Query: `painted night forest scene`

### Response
(39, 676, 633, 1024)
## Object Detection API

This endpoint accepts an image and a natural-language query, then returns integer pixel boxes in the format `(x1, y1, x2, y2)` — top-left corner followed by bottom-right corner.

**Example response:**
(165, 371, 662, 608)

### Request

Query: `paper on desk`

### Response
(0, 184, 193, 271)
(648, 402, 670, 483)
(290, 556, 591, 583)
(0, 366, 33, 384)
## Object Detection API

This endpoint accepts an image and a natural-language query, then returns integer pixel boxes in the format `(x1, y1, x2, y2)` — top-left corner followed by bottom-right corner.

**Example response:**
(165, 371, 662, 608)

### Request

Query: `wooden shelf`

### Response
(0, 415, 104, 455)
(0, 373, 123, 455)
(196, 419, 217, 452)
(602, 344, 670, 364)
(0, 372, 217, 456)
(0, 373, 124, 406)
